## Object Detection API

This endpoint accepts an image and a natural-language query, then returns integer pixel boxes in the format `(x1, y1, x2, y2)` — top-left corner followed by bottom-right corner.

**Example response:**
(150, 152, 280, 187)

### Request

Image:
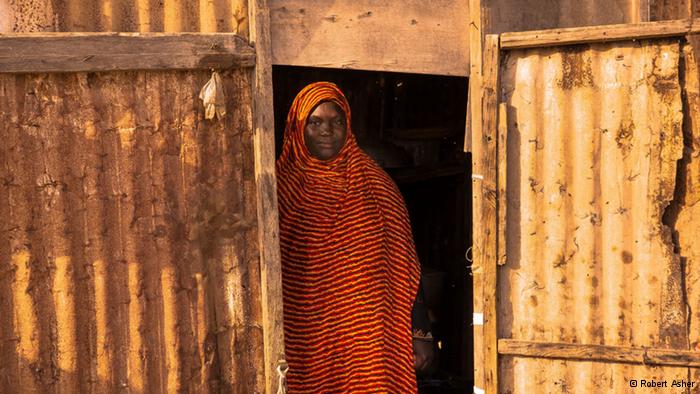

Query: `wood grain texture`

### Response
(485, 0, 640, 35)
(499, 339, 700, 367)
(469, 1, 484, 390)
(480, 34, 500, 394)
(500, 19, 690, 49)
(0, 33, 255, 73)
(269, 0, 469, 76)
(497, 102, 507, 266)
(649, 0, 693, 20)
(470, 30, 500, 392)
(465, 0, 483, 152)
(248, 0, 286, 393)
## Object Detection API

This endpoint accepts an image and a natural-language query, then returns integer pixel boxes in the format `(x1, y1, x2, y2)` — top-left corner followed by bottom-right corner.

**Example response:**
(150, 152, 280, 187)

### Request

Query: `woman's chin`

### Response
(314, 149, 339, 161)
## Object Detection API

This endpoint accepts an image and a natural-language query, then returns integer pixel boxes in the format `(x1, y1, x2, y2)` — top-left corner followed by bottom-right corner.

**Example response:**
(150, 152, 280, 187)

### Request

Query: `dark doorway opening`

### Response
(273, 65, 473, 393)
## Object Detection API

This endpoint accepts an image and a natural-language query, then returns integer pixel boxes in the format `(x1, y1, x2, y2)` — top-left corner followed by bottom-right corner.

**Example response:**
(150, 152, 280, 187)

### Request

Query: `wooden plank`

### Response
(499, 339, 700, 368)
(248, 0, 287, 393)
(0, 33, 255, 73)
(497, 102, 507, 266)
(269, 0, 469, 76)
(485, 0, 637, 35)
(480, 34, 500, 394)
(649, 0, 692, 20)
(465, 0, 482, 152)
(471, 32, 500, 394)
(500, 19, 690, 50)
(469, 1, 484, 390)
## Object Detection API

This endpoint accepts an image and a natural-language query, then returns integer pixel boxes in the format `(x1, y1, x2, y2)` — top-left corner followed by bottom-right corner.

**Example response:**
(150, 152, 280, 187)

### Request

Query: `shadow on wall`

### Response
(0, 70, 265, 393)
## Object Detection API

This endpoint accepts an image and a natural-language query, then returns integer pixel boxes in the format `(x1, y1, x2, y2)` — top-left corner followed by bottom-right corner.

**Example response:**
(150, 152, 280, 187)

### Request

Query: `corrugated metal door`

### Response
(0, 0, 285, 392)
(471, 20, 700, 394)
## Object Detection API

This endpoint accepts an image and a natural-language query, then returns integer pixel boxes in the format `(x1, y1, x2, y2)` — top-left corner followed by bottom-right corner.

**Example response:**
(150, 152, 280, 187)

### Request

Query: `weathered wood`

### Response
(638, 0, 652, 22)
(500, 19, 690, 50)
(0, 33, 255, 73)
(248, 0, 286, 393)
(269, 0, 469, 76)
(649, 0, 693, 20)
(469, 1, 485, 390)
(485, 0, 639, 35)
(497, 102, 507, 266)
(480, 34, 500, 394)
(499, 339, 700, 367)
(465, 0, 483, 152)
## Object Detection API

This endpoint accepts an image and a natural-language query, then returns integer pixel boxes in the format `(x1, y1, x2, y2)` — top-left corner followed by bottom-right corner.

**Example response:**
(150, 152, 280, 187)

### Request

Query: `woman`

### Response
(276, 82, 432, 393)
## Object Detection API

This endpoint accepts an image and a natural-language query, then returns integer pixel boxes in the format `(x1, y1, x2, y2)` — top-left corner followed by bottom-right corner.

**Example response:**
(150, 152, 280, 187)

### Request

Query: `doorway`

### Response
(272, 66, 473, 393)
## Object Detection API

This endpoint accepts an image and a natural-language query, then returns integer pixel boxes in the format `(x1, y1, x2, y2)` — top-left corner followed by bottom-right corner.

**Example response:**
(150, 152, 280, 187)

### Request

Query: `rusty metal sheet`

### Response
(4, 0, 248, 34)
(499, 39, 686, 392)
(0, 70, 264, 393)
(677, 36, 700, 385)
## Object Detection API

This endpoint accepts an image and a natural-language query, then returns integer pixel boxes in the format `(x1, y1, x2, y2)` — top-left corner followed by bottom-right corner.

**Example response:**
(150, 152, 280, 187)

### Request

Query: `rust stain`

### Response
(6, 0, 249, 36)
(499, 39, 686, 392)
(680, 38, 700, 387)
(127, 261, 145, 392)
(93, 259, 111, 382)
(53, 256, 77, 370)
(160, 265, 180, 393)
(0, 70, 265, 392)
(615, 119, 635, 155)
(558, 47, 595, 90)
(12, 250, 39, 363)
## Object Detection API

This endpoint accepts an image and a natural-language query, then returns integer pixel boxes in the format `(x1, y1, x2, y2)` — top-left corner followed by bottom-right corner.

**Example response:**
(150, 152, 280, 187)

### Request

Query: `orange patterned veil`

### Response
(276, 82, 420, 393)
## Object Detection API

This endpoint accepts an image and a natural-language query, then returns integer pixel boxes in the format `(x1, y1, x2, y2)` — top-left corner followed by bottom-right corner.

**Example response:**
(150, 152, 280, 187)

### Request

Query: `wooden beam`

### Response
(0, 33, 255, 73)
(497, 102, 507, 266)
(481, 34, 500, 394)
(269, 0, 469, 76)
(499, 339, 700, 368)
(472, 33, 500, 394)
(468, 0, 484, 387)
(464, 0, 483, 152)
(500, 19, 690, 50)
(248, 0, 286, 393)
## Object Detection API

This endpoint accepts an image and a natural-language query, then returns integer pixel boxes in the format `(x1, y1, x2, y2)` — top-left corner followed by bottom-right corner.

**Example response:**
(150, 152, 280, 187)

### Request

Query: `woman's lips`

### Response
(317, 142, 334, 149)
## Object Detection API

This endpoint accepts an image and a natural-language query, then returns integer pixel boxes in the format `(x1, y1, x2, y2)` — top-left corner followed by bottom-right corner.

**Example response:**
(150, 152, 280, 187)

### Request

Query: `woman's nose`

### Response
(319, 122, 331, 134)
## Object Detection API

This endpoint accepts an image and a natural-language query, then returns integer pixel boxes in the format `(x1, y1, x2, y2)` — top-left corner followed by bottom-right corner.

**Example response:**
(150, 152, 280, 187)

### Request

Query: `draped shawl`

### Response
(276, 82, 420, 393)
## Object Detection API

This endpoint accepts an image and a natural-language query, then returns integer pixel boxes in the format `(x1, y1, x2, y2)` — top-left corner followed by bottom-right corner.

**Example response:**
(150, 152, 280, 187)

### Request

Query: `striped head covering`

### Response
(276, 82, 420, 393)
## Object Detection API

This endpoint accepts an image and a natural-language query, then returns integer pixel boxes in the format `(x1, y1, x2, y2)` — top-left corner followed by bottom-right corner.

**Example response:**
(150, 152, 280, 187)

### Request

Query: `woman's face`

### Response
(303, 101, 347, 160)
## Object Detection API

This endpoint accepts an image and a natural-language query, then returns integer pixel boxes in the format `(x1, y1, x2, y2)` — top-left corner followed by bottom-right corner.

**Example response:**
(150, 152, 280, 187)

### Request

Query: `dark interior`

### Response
(272, 65, 473, 393)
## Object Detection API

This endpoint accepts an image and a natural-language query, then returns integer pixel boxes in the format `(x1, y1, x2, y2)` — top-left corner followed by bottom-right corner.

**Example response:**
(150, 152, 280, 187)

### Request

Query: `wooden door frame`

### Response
(248, 0, 288, 393)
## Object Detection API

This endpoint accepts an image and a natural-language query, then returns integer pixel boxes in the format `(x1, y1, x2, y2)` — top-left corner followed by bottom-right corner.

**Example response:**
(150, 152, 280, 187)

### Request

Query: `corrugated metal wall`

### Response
(0, 70, 265, 393)
(5, 0, 248, 34)
(498, 39, 687, 392)
(677, 35, 700, 385)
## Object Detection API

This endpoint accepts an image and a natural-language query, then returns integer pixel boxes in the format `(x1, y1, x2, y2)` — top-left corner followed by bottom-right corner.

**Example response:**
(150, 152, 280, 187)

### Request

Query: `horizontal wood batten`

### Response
(0, 33, 256, 73)
(500, 19, 692, 49)
(499, 339, 700, 368)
